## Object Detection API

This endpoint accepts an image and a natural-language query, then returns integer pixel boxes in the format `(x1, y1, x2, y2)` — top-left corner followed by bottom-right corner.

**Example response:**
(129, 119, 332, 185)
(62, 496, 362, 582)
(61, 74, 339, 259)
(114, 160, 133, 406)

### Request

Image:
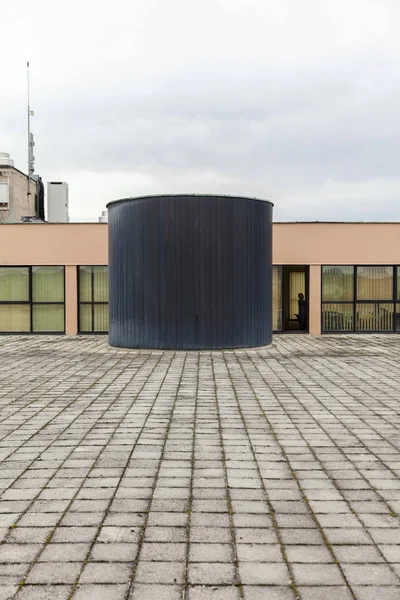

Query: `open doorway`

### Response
(273, 265, 309, 333)
(282, 265, 309, 332)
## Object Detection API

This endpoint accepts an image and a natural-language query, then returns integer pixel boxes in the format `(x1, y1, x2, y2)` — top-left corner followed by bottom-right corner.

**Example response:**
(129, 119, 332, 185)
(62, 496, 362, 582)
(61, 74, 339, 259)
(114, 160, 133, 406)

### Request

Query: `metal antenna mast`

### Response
(27, 62, 35, 194)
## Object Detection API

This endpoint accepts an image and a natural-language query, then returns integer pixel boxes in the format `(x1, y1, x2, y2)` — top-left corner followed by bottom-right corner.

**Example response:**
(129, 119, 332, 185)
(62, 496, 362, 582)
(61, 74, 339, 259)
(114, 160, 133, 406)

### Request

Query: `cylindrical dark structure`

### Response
(107, 194, 273, 349)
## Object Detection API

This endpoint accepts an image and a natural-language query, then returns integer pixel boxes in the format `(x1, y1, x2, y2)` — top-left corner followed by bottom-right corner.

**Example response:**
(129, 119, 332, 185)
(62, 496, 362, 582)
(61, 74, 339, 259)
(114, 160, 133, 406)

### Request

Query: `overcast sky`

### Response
(2, 0, 400, 221)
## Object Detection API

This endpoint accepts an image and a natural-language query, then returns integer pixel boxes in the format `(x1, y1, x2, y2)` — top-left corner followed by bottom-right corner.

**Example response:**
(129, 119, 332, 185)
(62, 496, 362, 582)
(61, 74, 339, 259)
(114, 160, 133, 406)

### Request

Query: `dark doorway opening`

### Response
(281, 265, 309, 333)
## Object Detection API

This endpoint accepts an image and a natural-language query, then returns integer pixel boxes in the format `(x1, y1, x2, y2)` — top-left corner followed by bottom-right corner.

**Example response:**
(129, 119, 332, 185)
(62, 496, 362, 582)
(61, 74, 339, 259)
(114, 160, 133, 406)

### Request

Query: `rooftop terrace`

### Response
(0, 335, 399, 599)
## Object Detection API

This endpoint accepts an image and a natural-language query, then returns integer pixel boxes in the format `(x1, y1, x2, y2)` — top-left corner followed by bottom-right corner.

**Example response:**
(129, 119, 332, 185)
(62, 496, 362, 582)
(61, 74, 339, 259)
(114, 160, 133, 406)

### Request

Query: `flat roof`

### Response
(3, 220, 400, 226)
(0, 334, 398, 597)
(107, 193, 274, 208)
(0, 164, 30, 178)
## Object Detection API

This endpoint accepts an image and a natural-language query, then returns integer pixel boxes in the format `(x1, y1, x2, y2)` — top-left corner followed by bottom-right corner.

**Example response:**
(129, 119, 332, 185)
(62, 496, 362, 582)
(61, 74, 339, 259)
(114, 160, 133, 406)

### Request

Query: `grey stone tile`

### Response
(285, 545, 333, 563)
(51, 527, 98, 543)
(352, 587, 400, 600)
(74, 584, 129, 600)
(190, 543, 232, 563)
(15, 586, 72, 600)
(236, 544, 282, 562)
(191, 514, 230, 527)
(26, 562, 81, 584)
(0, 563, 30, 584)
(232, 514, 272, 528)
(61, 512, 104, 526)
(242, 588, 296, 600)
(38, 543, 90, 562)
(90, 543, 138, 562)
(97, 527, 141, 544)
(341, 564, 398, 585)
(188, 563, 236, 585)
(188, 586, 241, 599)
(135, 561, 185, 584)
(143, 527, 186, 543)
(291, 563, 345, 585)
(334, 545, 384, 563)
(368, 529, 400, 544)
(8, 527, 54, 544)
(191, 528, 232, 543)
(146, 512, 188, 527)
(18, 513, 61, 527)
(324, 528, 372, 545)
(130, 584, 182, 600)
(140, 542, 186, 562)
(80, 562, 131, 584)
(280, 529, 325, 545)
(235, 528, 278, 544)
(239, 563, 290, 585)
(0, 544, 40, 563)
(297, 587, 353, 600)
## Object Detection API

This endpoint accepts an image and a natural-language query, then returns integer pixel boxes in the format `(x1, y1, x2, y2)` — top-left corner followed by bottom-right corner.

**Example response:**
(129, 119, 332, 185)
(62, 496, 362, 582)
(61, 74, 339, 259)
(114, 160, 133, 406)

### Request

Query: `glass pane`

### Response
(0, 304, 30, 332)
(397, 268, 400, 301)
(32, 267, 64, 302)
(357, 267, 393, 301)
(93, 267, 108, 302)
(272, 266, 282, 331)
(32, 304, 64, 332)
(395, 305, 400, 332)
(94, 304, 108, 332)
(79, 304, 92, 332)
(0, 267, 29, 301)
(289, 271, 305, 319)
(322, 303, 354, 332)
(356, 303, 394, 331)
(79, 267, 92, 302)
(322, 266, 354, 301)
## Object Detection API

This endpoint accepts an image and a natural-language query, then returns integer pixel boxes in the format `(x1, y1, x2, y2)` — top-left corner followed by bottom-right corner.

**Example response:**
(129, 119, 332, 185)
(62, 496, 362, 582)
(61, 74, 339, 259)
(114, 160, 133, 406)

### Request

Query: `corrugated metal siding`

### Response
(108, 195, 273, 349)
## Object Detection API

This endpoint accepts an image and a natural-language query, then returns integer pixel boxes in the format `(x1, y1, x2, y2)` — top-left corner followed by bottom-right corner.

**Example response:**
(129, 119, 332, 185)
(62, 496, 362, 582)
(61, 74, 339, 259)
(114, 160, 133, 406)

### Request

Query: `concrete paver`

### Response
(0, 334, 398, 598)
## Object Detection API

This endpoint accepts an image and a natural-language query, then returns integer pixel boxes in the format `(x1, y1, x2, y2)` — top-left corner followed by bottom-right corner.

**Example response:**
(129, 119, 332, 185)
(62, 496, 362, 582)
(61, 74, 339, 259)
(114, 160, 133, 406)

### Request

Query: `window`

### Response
(322, 266, 354, 302)
(357, 267, 393, 301)
(321, 267, 354, 332)
(272, 266, 282, 332)
(78, 266, 108, 333)
(322, 303, 354, 332)
(0, 182, 9, 209)
(0, 266, 64, 333)
(356, 303, 394, 332)
(322, 265, 397, 333)
(289, 271, 305, 319)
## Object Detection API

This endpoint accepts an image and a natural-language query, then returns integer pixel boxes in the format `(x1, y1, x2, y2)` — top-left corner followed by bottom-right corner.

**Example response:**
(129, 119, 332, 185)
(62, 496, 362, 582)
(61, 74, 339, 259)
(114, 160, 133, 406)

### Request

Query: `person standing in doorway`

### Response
(297, 293, 307, 330)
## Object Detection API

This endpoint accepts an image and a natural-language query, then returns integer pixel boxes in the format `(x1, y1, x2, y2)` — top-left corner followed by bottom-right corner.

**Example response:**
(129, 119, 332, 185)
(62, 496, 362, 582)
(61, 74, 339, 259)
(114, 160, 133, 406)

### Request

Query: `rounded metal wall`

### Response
(107, 194, 273, 349)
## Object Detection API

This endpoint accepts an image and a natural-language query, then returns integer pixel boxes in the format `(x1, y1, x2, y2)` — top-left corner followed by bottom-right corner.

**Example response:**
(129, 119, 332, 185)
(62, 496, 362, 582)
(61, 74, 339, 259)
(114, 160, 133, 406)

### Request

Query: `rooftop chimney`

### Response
(0, 153, 14, 167)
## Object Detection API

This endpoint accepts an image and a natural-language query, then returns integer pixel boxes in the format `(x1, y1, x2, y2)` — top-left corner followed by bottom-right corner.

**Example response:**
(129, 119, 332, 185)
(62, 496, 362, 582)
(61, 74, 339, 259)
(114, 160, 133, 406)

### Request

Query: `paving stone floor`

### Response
(0, 335, 399, 599)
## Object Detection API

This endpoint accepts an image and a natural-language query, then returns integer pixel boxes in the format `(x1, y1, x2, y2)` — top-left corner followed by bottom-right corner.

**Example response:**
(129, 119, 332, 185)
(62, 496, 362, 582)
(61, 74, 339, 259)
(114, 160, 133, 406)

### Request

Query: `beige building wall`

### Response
(1, 221, 400, 336)
(0, 223, 108, 265)
(0, 168, 37, 223)
(273, 222, 400, 265)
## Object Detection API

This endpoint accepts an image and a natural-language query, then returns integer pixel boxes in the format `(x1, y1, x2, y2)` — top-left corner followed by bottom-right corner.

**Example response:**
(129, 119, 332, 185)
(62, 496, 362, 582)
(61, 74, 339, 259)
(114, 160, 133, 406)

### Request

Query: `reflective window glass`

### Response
(0, 267, 29, 301)
(32, 267, 64, 302)
(322, 303, 354, 332)
(356, 303, 394, 331)
(0, 305, 30, 332)
(322, 266, 354, 301)
(357, 267, 393, 301)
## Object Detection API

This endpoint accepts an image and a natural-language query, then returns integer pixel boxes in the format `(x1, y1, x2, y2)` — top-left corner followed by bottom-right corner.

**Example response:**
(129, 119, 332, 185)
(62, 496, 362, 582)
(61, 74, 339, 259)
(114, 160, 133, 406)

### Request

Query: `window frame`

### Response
(321, 265, 398, 334)
(0, 265, 65, 334)
(272, 264, 283, 333)
(78, 266, 108, 334)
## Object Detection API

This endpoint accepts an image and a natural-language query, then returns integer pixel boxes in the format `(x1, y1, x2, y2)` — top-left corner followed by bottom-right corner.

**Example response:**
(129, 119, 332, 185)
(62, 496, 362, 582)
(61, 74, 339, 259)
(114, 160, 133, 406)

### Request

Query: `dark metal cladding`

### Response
(107, 194, 273, 349)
